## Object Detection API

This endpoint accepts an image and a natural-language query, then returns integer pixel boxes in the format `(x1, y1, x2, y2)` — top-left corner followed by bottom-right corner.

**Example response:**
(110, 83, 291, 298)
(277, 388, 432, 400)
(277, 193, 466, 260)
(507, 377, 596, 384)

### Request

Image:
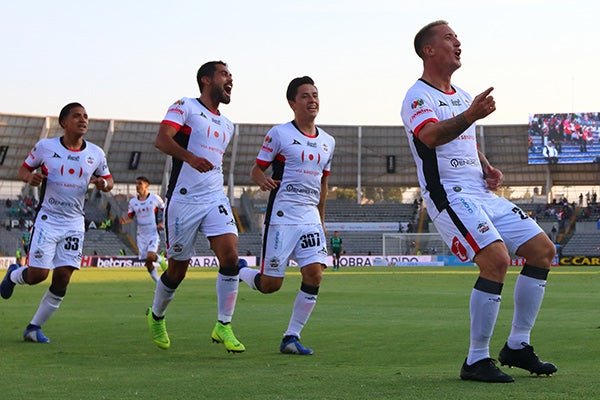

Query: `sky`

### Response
(2, 0, 599, 126)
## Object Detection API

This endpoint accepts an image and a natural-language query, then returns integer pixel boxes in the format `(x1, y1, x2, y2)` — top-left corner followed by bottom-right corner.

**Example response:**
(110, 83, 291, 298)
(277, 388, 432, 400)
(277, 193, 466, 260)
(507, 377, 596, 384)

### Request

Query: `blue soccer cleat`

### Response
(1, 263, 19, 299)
(23, 325, 50, 343)
(280, 335, 313, 355)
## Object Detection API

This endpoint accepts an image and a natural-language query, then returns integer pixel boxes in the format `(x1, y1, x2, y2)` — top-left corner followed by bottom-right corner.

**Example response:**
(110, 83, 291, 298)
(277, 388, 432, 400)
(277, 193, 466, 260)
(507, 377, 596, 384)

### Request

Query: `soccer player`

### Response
(330, 230, 343, 271)
(146, 61, 244, 353)
(239, 76, 335, 355)
(1, 102, 113, 343)
(400, 21, 557, 382)
(120, 176, 166, 282)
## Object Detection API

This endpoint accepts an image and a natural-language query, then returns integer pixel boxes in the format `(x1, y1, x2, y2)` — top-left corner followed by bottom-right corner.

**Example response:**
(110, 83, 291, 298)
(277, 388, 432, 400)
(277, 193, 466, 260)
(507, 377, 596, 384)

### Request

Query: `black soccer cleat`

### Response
(460, 358, 514, 383)
(498, 342, 557, 376)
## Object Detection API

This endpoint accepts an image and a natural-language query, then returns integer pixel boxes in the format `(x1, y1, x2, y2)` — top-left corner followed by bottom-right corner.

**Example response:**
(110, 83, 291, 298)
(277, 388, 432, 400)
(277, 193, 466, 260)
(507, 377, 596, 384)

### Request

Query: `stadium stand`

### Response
(325, 200, 416, 223)
(83, 229, 134, 256)
(562, 232, 600, 256)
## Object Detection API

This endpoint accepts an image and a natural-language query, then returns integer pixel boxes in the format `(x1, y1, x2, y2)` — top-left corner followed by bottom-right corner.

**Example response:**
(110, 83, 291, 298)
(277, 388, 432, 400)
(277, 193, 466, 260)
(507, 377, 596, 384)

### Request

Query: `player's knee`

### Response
(25, 268, 49, 285)
(258, 278, 282, 294)
(300, 265, 323, 286)
(218, 254, 238, 271)
(539, 241, 556, 266)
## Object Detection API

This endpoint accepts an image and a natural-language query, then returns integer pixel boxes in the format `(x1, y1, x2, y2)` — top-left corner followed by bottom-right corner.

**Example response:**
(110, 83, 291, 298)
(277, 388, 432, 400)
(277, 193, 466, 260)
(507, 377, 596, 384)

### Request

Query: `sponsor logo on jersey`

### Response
(173, 99, 185, 106)
(450, 158, 478, 168)
(67, 155, 80, 161)
(451, 99, 462, 106)
(459, 197, 474, 214)
(411, 99, 424, 109)
(174, 216, 182, 235)
(451, 236, 469, 262)
(59, 165, 83, 178)
(285, 184, 318, 196)
(168, 107, 184, 115)
(274, 231, 281, 249)
(211, 118, 221, 125)
(306, 141, 317, 148)
(48, 197, 78, 208)
(261, 145, 273, 153)
(438, 100, 448, 107)
(264, 136, 273, 143)
(409, 107, 434, 123)
(301, 150, 321, 163)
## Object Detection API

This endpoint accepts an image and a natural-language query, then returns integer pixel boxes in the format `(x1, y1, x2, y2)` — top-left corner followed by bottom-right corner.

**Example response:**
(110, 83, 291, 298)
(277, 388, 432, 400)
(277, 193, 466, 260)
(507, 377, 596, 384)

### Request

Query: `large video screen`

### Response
(528, 113, 600, 164)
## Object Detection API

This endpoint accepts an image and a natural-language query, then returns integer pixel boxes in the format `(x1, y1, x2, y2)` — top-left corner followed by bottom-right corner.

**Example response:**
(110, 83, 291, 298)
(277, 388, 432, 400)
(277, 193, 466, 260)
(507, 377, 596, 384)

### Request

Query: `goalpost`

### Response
(382, 232, 450, 259)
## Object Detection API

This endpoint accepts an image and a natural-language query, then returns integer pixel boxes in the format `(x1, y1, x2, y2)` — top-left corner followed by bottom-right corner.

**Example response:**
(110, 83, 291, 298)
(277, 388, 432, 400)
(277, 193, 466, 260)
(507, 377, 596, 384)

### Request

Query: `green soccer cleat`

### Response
(211, 322, 245, 353)
(146, 307, 170, 349)
(158, 255, 168, 272)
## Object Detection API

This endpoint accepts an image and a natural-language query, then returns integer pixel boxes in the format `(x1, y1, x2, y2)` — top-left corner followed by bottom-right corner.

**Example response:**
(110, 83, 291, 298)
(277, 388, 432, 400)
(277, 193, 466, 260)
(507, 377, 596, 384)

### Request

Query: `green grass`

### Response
(1, 266, 599, 399)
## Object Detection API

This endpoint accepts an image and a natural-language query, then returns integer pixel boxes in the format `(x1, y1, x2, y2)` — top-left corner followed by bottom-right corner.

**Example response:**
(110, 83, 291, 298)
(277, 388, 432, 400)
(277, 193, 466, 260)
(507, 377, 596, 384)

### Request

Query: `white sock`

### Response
(10, 266, 28, 285)
(30, 289, 63, 327)
(507, 274, 546, 349)
(216, 273, 239, 323)
(284, 290, 317, 338)
(148, 268, 159, 282)
(239, 267, 259, 290)
(152, 278, 175, 318)
(467, 288, 501, 365)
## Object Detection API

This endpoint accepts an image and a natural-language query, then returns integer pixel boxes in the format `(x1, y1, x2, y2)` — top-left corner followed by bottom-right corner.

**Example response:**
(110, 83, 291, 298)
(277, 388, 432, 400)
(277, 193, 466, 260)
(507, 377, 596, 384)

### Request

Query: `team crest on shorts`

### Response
(269, 257, 280, 269)
(172, 243, 183, 253)
(477, 221, 490, 234)
(32, 249, 44, 259)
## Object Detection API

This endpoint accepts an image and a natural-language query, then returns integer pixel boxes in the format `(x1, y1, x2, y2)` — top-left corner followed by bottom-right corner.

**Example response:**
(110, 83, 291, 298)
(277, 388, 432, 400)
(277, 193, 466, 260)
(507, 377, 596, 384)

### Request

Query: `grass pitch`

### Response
(0, 266, 598, 399)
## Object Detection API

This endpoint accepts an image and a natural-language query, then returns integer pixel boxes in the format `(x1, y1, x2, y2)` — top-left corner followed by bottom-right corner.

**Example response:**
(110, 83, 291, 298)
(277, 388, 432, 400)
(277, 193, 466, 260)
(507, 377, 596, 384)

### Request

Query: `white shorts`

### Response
(136, 224, 160, 259)
(165, 195, 238, 261)
(261, 223, 328, 278)
(28, 219, 84, 269)
(431, 193, 543, 262)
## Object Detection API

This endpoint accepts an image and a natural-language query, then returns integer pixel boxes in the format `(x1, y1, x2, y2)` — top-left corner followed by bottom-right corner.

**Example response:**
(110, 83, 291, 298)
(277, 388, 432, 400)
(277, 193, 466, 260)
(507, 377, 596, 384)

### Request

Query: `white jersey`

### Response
(401, 79, 490, 219)
(161, 97, 234, 203)
(23, 137, 111, 229)
(257, 121, 335, 225)
(127, 193, 164, 228)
